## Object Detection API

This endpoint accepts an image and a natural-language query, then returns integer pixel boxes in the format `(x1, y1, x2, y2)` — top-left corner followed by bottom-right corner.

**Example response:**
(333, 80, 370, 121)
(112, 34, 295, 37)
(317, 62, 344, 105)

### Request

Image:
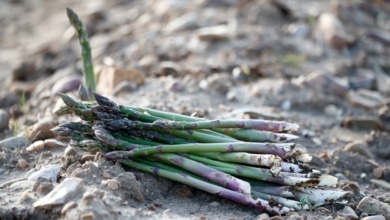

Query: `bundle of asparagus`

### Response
(58, 8, 350, 215)
(52, 93, 351, 214)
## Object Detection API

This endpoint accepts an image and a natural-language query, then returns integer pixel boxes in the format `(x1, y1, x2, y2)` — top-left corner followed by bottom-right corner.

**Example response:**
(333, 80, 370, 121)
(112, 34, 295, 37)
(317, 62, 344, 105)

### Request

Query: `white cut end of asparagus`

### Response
(317, 175, 338, 187)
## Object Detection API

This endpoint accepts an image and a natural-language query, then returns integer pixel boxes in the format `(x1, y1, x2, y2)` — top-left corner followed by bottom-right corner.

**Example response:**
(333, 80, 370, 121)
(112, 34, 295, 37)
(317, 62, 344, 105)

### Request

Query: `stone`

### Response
(316, 12, 354, 49)
(361, 215, 385, 220)
(302, 70, 349, 98)
(28, 117, 57, 142)
(165, 12, 199, 33)
(26, 140, 45, 152)
(115, 172, 144, 202)
(33, 178, 85, 209)
(97, 66, 145, 95)
(112, 81, 138, 96)
(337, 206, 359, 220)
(347, 89, 383, 110)
(357, 197, 390, 219)
(27, 164, 61, 182)
(370, 179, 390, 190)
(0, 136, 29, 149)
(197, 25, 231, 41)
(343, 141, 374, 159)
(50, 74, 82, 94)
(64, 146, 78, 157)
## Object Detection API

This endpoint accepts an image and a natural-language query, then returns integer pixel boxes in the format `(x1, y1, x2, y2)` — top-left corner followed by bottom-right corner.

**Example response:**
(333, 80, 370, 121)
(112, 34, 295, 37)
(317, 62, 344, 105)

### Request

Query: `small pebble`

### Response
(172, 185, 193, 197)
(362, 215, 385, 220)
(51, 74, 82, 94)
(208, 201, 220, 207)
(33, 178, 85, 209)
(165, 12, 199, 33)
(26, 140, 45, 152)
(138, 55, 158, 70)
(104, 179, 121, 191)
(81, 155, 95, 163)
(0, 109, 10, 131)
(335, 173, 347, 181)
(102, 172, 111, 179)
(197, 25, 231, 41)
(61, 201, 77, 215)
(0, 136, 29, 149)
(357, 197, 390, 218)
(113, 81, 137, 96)
(343, 141, 374, 159)
(316, 12, 354, 49)
(116, 172, 144, 202)
(370, 179, 390, 190)
(341, 116, 382, 131)
(268, 216, 283, 220)
(158, 61, 181, 77)
(256, 213, 269, 220)
(28, 117, 57, 142)
(27, 164, 61, 182)
(337, 205, 359, 220)
(33, 178, 54, 195)
(80, 212, 95, 220)
(82, 191, 95, 201)
(43, 139, 66, 149)
(16, 158, 29, 169)
(64, 146, 78, 157)
(303, 70, 349, 98)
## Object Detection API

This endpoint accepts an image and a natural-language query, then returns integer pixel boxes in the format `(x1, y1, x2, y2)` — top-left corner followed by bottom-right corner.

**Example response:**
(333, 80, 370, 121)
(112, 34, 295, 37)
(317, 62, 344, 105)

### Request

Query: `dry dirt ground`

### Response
(1, 0, 390, 219)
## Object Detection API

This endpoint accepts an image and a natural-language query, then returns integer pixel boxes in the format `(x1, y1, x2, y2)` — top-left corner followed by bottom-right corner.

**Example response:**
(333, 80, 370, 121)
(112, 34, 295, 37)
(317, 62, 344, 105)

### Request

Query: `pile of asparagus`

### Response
(52, 93, 351, 214)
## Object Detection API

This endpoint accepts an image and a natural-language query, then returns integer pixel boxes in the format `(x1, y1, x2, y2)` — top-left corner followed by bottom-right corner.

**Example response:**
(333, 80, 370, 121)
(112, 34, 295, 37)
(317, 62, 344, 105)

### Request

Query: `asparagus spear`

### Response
(197, 152, 311, 173)
(66, 8, 96, 100)
(121, 158, 291, 214)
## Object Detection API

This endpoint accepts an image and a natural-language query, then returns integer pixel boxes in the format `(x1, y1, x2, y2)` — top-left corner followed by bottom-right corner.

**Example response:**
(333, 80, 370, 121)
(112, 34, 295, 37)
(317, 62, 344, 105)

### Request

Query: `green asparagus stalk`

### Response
(152, 153, 251, 195)
(66, 8, 96, 100)
(103, 142, 302, 161)
(197, 152, 310, 173)
(121, 158, 291, 214)
(185, 154, 336, 187)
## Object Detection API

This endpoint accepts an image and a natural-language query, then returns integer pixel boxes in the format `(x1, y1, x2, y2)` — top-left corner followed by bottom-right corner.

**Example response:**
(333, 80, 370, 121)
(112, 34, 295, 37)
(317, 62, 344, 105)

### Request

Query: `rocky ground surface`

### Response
(1, 0, 390, 219)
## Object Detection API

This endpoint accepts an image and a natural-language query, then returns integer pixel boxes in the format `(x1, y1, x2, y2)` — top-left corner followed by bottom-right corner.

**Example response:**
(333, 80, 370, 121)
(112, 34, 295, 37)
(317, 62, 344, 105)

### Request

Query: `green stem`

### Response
(66, 8, 96, 97)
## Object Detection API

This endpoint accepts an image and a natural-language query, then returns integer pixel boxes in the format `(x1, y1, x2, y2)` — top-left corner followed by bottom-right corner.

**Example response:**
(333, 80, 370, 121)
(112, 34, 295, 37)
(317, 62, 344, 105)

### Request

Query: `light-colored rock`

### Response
(27, 164, 61, 182)
(43, 139, 66, 149)
(97, 66, 145, 95)
(64, 146, 78, 157)
(28, 117, 57, 142)
(51, 74, 82, 94)
(343, 141, 374, 159)
(316, 12, 354, 49)
(113, 81, 138, 96)
(362, 215, 386, 220)
(0, 136, 29, 149)
(165, 12, 199, 33)
(256, 213, 269, 220)
(370, 179, 390, 190)
(197, 25, 231, 41)
(26, 140, 45, 152)
(0, 109, 10, 131)
(302, 70, 349, 98)
(116, 172, 144, 202)
(348, 89, 383, 110)
(33, 178, 85, 209)
(337, 206, 359, 220)
(357, 197, 390, 219)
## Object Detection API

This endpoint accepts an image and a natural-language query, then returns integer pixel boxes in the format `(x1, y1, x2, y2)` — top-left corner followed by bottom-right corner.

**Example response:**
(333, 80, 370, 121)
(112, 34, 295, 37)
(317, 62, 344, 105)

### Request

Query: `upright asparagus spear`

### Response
(66, 8, 96, 100)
